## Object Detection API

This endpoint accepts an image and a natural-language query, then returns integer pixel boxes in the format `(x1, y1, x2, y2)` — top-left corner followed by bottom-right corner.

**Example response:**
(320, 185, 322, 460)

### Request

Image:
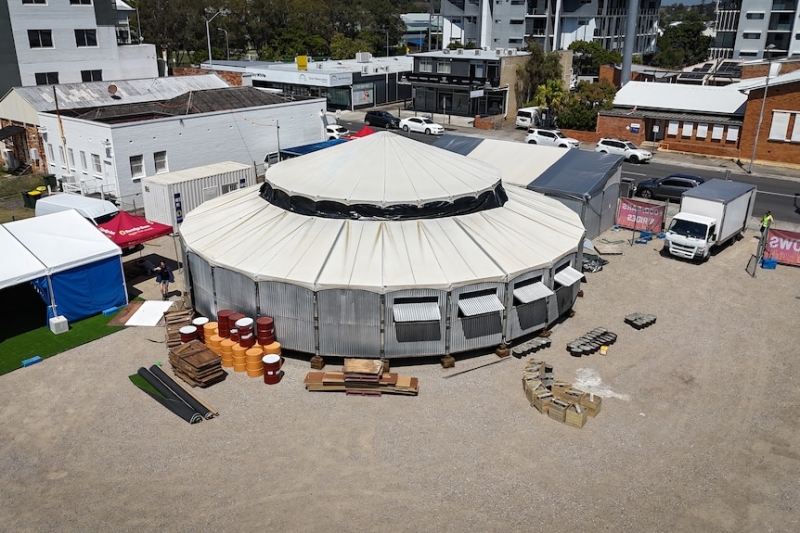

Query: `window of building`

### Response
(796, 33, 800, 40)
(75, 29, 97, 47)
(769, 111, 791, 140)
(57, 146, 65, 167)
(711, 124, 724, 140)
(91, 153, 102, 175)
(437, 61, 451, 74)
(79, 151, 87, 171)
(22, 0, 47, 4)
(509, 38, 523, 44)
(28, 29, 53, 48)
(726, 126, 739, 142)
(154, 151, 168, 173)
(739, 51, 758, 57)
(220, 182, 238, 194)
(46, 144, 54, 163)
(746, 12, 765, 19)
(667, 121, 679, 136)
(510, 19, 524, 25)
(81, 70, 102, 82)
(67, 148, 75, 170)
(682, 122, 694, 138)
(419, 58, 433, 73)
(465, 16, 477, 24)
(70, 0, 92, 4)
(791, 116, 800, 142)
(696, 123, 708, 139)
(743, 33, 761, 39)
(35, 72, 59, 85)
(129, 155, 144, 178)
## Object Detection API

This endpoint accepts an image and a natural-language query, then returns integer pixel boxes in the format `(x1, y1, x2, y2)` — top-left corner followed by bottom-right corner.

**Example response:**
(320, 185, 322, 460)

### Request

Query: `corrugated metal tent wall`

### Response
(188, 253, 216, 316)
(317, 289, 382, 357)
(384, 289, 447, 358)
(553, 256, 583, 317)
(505, 268, 554, 340)
(214, 268, 259, 319)
(258, 282, 316, 354)
(449, 283, 505, 354)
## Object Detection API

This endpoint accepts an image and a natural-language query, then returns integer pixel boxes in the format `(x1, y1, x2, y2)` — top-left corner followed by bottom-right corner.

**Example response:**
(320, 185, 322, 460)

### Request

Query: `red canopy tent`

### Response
(97, 211, 173, 248)
(350, 126, 376, 138)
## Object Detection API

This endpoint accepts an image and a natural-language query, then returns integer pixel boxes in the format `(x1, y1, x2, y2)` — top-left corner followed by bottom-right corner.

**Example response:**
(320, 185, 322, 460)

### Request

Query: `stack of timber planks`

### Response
(169, 339, 227, 387)
(304, 359, 418, 396)
(164, 308, 194, 348)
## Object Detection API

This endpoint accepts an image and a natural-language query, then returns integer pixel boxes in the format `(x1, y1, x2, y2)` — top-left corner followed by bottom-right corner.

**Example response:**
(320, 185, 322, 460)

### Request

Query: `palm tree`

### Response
(533, 79, 568, 125)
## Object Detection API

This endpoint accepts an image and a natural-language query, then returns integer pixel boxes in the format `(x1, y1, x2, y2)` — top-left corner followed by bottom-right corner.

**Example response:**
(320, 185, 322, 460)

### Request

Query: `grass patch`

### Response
(0, 311, 125, 376)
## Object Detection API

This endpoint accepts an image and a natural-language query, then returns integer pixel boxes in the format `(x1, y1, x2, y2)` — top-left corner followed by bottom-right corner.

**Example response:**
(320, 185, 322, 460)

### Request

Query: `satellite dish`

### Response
(108, 84, 118, 95)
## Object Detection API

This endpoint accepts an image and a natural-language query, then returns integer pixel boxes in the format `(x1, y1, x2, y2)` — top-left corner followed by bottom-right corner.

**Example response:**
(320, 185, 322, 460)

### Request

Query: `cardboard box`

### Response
(565, 403, 588, 429)
(579, 392, 602, 417)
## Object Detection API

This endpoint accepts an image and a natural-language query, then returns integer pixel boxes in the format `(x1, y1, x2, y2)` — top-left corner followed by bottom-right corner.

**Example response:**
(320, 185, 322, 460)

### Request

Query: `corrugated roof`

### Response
(457, 293, 504, 317)
(554, 266, 583, 287)
(142, 161, 252, 185)
(613, 81, 747, 115)
(512, 282, 554, 304)
(11, 75, 229, 112)
(393, 302, 441, 322)
(601, 108, 744, 125)
(735, 68, 800, 91)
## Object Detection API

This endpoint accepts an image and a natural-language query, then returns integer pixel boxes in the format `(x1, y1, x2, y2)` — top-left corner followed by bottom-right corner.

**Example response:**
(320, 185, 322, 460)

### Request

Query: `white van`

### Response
(515, 106, 542, 129)
(35, 193, 119, 225)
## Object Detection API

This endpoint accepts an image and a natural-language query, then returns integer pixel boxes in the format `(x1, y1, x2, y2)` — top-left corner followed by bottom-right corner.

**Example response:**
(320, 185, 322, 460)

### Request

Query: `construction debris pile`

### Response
(523, 359, 602, 429)
(304, 359, 419, 396)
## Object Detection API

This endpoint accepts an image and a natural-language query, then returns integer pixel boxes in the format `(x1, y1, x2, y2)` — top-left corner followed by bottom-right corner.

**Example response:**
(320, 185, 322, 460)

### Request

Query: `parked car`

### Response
(635, 174, 705, 201)
(399, 116, 445, 135)
(595, 138, 653, 164)
(326, 124, 350, 139)
(364, 110, 400, 129)
(524, 129, 579, 149)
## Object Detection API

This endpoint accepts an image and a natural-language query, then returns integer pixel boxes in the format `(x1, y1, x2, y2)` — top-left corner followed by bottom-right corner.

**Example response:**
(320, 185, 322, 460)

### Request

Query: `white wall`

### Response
(8, 0, 157, 86)
(39, 98, 327, 205)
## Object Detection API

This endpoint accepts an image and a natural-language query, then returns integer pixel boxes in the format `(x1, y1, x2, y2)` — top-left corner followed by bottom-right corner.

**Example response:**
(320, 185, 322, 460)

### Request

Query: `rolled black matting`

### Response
(149, 365, 212, 419)
(136, 367, 203, 424)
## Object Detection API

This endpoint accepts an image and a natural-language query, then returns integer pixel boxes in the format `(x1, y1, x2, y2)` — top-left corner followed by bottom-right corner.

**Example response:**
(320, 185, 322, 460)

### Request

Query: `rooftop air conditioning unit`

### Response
(317, 63, 323, 69)
(456, 48, 464, 55)
(362, 66, 369, 74)
(496, 48, 504, 56)
(356, 52, 371, 63)
(474, 49, 481, 56)
(443, 48, 450, 54)
(506, 48, 515, 55)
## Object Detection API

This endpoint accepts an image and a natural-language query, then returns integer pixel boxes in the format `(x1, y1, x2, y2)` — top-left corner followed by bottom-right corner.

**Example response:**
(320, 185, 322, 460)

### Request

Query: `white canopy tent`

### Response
(0, 226, 47, 290)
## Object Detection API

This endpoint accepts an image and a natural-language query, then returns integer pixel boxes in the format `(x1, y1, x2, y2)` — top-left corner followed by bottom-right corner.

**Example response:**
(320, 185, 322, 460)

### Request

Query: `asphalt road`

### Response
(339, 118, 800, 223)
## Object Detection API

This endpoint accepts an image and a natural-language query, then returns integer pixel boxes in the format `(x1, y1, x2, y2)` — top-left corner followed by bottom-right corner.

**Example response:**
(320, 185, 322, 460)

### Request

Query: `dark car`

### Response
(635, 174, 705, 201)
(364, 110, 400, 129)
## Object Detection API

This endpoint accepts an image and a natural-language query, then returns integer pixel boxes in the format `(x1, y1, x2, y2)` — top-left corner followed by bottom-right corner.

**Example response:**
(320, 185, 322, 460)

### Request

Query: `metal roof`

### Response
(682, 178, 756, 203)
(613, 81, 747, 115)
(601, 108, 744, 125)
(141, 161, 252, 186)
(8, 75, 229, 112)
(392, 302, 441, 322)
(554, 266, 583, 287)
(457, 293, 504, 317)
(0, 125, 25, 141)
(512, 282, 554, 304)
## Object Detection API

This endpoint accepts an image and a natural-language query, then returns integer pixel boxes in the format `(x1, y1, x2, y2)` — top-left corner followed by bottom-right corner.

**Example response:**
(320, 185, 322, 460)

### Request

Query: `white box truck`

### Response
(141, 161, 257, 230)
(664, 179, 756, 261)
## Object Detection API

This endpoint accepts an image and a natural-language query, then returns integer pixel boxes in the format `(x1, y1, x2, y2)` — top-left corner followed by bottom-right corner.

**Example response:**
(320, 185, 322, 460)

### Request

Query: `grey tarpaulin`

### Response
(431, 134, 484, 156)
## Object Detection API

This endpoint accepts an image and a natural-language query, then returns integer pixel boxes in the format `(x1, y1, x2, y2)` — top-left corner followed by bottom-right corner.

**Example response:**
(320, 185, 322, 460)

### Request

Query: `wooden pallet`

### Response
(170, 340, 225, 387)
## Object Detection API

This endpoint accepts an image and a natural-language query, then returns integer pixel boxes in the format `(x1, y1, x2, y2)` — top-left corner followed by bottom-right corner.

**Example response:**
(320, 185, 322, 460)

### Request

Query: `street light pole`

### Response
(218, 28, 229, 61)
(205, 9, 223, 66)
(385, 29, 389, 57)
(748, 44, 776, 174)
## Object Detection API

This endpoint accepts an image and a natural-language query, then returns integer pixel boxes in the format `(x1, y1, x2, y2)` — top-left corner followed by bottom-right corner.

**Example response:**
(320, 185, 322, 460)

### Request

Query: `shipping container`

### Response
(141, 161, 256, 230)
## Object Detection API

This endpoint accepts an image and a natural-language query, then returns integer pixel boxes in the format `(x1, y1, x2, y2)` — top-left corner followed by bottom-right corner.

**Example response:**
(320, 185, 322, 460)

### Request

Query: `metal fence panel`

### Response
(214, 267, 258, 319)
(187, 253, 215, 317)
(317, 289, 382, 357)
(258, 281, 316, 354)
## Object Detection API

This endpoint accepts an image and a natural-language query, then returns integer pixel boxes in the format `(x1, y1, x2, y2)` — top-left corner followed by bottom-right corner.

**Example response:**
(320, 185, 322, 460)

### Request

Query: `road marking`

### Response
(622, 171, 646, 177)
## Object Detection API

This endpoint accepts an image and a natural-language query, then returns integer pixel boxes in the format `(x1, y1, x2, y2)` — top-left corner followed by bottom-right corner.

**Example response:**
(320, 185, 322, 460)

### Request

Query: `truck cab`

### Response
(665, 212, 717, 260)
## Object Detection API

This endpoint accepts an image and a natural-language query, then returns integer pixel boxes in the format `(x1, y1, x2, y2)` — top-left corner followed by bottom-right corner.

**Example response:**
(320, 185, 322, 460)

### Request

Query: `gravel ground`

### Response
(1, 227, 798, 533)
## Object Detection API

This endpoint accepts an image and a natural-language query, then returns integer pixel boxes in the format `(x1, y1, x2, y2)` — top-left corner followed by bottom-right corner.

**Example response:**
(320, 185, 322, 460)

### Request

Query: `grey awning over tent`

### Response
(432, 134, 483, 156)
(527, 150, 623, 197)
(393, 302, 441, 322)
(513, 282, 554, 304)
(457, 293, 504, 317)
(554, 266, 583, 287)
(0, 125, 25, 142)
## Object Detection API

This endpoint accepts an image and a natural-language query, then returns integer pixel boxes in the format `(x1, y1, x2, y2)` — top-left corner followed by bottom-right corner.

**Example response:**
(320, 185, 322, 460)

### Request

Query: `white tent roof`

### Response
(265, 132, 502, 206)
(5, 210, 121, 275)
(462, 139, 567, 187)
(613, 81, 747, 115)
(181, 183, 585, 293)
(0, 226, 47, 290)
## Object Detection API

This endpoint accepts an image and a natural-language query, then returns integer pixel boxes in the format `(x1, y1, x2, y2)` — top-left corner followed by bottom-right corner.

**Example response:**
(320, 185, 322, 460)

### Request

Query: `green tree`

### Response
(653, 14, 712, 68)
(329, 32, 373, 60)
(556, 80, 616, 131)
(515, 42, 563, 108)
(568, 40, 622, 76)
(533, 79, 568, 116)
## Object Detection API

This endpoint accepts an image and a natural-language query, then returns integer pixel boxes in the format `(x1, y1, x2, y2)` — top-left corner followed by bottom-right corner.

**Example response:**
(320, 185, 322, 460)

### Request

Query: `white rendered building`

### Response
(711, 0, 800, 60)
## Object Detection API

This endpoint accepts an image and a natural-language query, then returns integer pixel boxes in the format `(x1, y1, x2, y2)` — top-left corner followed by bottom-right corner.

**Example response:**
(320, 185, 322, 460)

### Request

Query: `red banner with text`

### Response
(766, 228, 800, 266)
(616, 199, 665, 232)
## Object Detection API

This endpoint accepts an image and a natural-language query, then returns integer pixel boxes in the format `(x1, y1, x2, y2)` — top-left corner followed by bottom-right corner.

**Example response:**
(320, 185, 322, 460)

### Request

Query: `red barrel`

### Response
(256, 316, 274, 331)
(217, 309, 234, 330)
(236, 317, 254, 336)
(257, 334, 275, 346)
(239, 332, 255, 348)
(179, 325, 197, 343)
(229, 313, 245, 327)
(230, 328, 240, 343)
(192, 317, 209, 342)
(262, 354, 283, 385)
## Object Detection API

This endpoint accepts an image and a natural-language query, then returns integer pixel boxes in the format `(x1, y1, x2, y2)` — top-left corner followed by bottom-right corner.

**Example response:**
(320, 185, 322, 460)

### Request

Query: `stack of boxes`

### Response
(522, 358, 602, 429)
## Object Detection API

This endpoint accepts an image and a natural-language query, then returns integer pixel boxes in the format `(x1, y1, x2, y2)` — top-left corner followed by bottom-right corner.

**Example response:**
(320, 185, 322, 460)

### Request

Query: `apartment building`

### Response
(442, 0, 659, 54)
(0, 0, 157, 97)
(711, 0, 800, 60)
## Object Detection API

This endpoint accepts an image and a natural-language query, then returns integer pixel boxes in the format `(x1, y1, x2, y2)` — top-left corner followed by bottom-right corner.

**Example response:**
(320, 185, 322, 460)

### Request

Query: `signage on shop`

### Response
(616, 198, 665, 232)
(766, 228, 800, 266)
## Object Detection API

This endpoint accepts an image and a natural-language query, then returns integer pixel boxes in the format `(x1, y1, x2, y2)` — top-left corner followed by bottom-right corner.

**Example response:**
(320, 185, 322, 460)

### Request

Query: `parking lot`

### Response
(1, 224, 798, 533)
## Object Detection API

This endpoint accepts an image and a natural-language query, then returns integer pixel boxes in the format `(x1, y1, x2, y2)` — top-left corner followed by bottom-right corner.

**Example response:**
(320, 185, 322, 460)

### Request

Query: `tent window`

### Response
(553, 264, 583, 289)
(513, 277, 553, 306)
(457, 289, 504, 318)
(393, 297, 441, 343)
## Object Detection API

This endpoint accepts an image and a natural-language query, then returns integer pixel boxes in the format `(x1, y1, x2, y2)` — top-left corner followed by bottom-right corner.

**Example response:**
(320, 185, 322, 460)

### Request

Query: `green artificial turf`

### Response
(0, 312, 125, 376)
(129, 373, 161, 397)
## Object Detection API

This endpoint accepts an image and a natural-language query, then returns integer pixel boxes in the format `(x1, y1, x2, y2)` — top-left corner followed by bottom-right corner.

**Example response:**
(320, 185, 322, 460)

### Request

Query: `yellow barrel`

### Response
(245, 347, 263, 363)
(262, 341, 282, 355)
(246, 367, 264, 378)
(232, 362, 247, 373)
(220, 356, 233, 368)
(220, 339, 236, 355)
(232, 343, 247, 358)
(204, 321, 219, 337)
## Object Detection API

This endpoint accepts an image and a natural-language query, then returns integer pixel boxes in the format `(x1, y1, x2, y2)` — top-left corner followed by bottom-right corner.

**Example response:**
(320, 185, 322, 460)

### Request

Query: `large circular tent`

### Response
(180, 132, 586, 358)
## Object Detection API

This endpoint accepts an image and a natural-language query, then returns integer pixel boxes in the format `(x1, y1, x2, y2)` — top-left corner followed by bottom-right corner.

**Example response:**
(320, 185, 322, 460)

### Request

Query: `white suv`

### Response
(326, 124, 350, 139)
(524, 129, 579, 149)
(595, 138, 652, 164)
